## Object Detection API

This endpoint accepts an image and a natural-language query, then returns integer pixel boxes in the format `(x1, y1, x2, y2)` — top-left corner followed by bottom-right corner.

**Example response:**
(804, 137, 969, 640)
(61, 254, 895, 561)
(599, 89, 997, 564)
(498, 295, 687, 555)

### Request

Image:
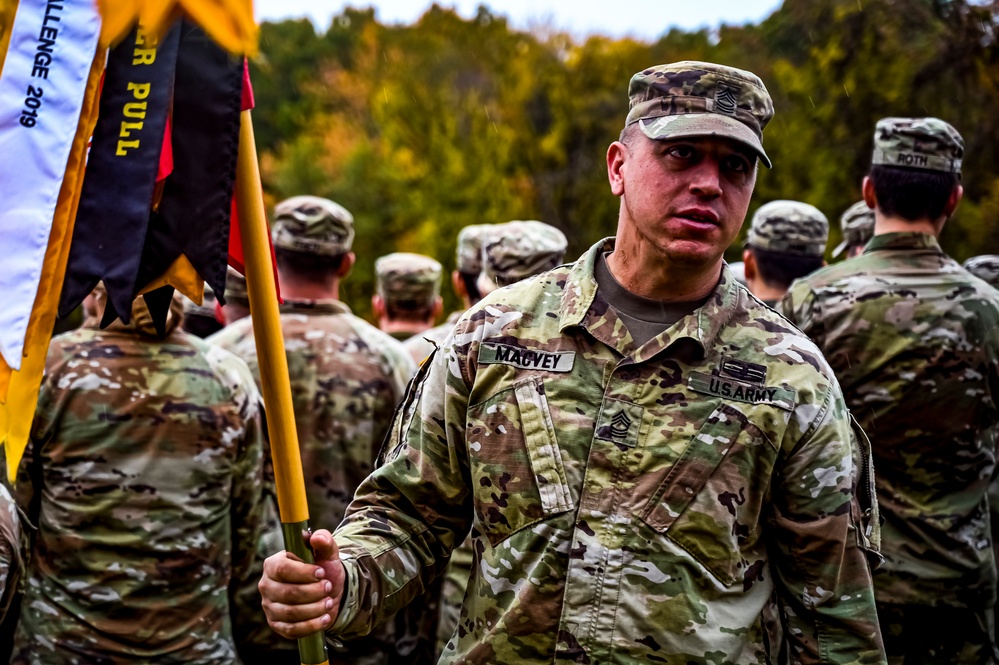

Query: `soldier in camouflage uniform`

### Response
(782, 118, 999, 663)
(209, 196, 431, 664)
(7, 287, 266, 664)
(405, 225, 492, 364)
(260, 61, 885, 664)
(220, 266, 251, 326)
(832, 201, 876, 261)
(965, 256, 999, 290)
(433, 219, 568, 654)
(0, 483, 21, 624)
(182, 282, 224, 338)
(373, 253, 444, 350)
(741, 200, 828, 307)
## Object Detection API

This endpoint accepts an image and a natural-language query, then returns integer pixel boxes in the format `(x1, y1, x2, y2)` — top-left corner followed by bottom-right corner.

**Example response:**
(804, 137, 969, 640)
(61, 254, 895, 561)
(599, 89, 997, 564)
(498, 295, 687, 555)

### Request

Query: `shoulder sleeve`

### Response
(779, 279, 820, 339)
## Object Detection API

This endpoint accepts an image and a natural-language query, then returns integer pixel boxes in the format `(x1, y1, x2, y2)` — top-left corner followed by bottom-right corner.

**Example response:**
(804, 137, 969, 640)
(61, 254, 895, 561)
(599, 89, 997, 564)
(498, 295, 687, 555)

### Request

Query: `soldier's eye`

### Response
(667, 145, 696, 160)
(724, 155, 751, 173)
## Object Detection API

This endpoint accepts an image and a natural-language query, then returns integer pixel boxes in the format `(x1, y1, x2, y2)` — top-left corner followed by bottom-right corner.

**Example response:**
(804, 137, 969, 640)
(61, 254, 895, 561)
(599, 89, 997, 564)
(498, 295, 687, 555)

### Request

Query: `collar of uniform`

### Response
(558, 237, 738, 359)
(278, 298, 351, 315)
(863, 232, 942, 254)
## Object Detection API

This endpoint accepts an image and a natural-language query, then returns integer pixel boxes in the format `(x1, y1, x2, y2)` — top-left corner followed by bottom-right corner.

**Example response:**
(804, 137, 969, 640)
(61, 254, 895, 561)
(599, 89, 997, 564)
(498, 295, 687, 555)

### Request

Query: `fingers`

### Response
(263, 550, 327, 585)
(267, 613, 332, 640)
(265, 596, 336, 624)
(260, 576, 332, 606)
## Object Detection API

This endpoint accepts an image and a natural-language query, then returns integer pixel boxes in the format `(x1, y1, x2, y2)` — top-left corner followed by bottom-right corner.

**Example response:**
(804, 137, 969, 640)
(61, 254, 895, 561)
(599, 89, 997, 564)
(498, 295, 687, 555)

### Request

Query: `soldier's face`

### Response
(612, 134, 757, 271)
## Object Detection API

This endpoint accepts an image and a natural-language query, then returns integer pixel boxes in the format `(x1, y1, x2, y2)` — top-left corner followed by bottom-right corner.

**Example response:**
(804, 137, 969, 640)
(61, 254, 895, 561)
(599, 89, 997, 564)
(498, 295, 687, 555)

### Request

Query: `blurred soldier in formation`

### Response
(832, 201, 876, 261)
(405, 224, 491, 364)
(782, 117, 999, 664)
(209, 196, 434, 664)
(220, 266, 251, 326)
(373, 252, 443, 352)
(0, 484, 21, 623)
(965, 255, 999, 290)
(6, 286, 267, 664)
(182, 282, 224, 339)
(434, 218, 567, 654)
(258, 61, 884, 664)
(741, 200, 828, 307)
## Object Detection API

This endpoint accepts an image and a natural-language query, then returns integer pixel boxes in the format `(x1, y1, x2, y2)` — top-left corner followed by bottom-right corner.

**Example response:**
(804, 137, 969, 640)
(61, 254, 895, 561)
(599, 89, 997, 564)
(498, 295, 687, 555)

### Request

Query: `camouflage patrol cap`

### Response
(224, 267, 249, 308)
(456, 224, 490, 274)
(480, 220, 568, 290)
(831, 201, 876, 259)
(626, 61, 775, 168)
(871, 117, 964, 174)
(746, 200, 829, 257)
(271, 196, 355, 256)
(375, 253, 443, 303)
(963, 255, 999, 289)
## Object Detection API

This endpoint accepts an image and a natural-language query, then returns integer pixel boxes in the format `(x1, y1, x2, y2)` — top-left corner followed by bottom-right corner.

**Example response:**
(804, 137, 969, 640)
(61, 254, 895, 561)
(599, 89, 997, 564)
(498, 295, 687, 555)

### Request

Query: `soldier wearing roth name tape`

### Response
(209, 196, 430, 665)
(742, 200, 828, 307)
(782, 118, 999, 664)
(258, 61, 885, 664)
(833, 201, 876, 261)
(405, 225, 492, 365)
(373, 253, 444, 351)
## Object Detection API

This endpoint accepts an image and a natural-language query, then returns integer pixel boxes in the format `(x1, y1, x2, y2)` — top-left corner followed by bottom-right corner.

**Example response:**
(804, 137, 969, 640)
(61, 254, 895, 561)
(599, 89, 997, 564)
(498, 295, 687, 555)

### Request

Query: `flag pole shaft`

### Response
(235, 109, 329, 665)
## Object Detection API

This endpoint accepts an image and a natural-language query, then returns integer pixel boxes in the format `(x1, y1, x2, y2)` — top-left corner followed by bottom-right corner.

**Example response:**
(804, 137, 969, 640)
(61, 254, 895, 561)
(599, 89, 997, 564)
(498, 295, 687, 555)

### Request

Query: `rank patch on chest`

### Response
(688, 371, 796, 411)
(479, 343, 575, 373)
(720, 357, 767, 384)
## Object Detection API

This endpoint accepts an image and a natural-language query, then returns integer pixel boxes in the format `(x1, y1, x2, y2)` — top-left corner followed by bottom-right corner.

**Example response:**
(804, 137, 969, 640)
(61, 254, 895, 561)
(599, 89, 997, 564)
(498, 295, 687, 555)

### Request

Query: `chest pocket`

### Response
(466, 377, 574, 546)
(640, 402, 776, 586)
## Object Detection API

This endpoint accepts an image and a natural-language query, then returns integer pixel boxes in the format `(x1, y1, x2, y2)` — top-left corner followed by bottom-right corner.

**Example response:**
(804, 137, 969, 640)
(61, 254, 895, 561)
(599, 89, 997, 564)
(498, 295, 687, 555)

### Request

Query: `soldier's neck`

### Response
(873, 211, 944, 238)
(279, 275, 341, 302)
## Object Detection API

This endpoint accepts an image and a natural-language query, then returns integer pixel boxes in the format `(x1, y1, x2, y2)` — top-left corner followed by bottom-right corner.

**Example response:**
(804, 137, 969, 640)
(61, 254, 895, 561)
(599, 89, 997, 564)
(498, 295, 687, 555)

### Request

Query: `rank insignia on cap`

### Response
(714, 83, 739, 116)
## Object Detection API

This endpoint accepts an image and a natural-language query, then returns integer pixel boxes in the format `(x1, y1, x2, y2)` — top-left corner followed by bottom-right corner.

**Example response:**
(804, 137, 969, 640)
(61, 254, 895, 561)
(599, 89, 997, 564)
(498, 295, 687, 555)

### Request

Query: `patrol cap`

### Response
(224, 267, 249, 308)
(626, 61, 775, 168)
(871, 117, 964, 174)
(831, 201, 875, 259)
(746, 200, 828, 257)
(271, 196, 355, 256)
(480, 220, 568, 290)
(455, 224, 490, 274)
(375, 253, 443, 303)
(963, 255, 999, 290)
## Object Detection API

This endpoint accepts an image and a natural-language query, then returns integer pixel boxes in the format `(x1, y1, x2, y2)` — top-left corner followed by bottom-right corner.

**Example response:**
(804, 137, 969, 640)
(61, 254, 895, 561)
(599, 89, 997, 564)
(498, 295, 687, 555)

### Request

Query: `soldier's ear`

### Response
(944, 184, 963, 219)
(607, 141, 628, 197)
(338, 252, 355, 279)
(742, 248, 756, 280)
(452, 270, 467, 299)
(861, 176, 877, 211)
(372, 294, 386, 318)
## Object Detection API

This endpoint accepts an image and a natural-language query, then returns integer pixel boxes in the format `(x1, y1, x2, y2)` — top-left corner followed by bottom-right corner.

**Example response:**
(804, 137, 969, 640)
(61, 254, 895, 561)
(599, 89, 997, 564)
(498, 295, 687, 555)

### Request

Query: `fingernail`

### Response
(325, 598, 334, 611)
(315, 567, 325, 579)
(324, 581, 332, 593)
(321, 614, 331, 625)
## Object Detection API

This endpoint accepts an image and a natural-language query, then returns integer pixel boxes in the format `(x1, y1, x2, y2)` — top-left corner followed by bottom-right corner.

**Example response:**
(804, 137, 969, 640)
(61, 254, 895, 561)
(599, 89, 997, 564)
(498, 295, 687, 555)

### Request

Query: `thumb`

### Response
(310, 529, 339, 563)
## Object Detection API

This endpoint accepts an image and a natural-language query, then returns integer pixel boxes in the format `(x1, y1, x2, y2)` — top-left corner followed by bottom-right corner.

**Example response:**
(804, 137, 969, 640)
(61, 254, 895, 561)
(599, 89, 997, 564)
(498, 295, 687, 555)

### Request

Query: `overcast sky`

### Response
(254, 0, 784, 40)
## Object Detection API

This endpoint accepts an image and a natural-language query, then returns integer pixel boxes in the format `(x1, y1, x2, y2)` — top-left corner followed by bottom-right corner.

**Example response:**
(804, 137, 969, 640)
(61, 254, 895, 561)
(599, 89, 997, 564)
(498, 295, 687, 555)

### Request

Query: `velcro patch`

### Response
(479, 343, 575, 373)
(688, 371, 796, 411)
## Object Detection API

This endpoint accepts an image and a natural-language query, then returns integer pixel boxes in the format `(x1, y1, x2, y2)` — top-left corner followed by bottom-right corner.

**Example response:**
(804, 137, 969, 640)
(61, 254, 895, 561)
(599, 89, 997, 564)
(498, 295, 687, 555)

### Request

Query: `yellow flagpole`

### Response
(235, 109, 328, 665)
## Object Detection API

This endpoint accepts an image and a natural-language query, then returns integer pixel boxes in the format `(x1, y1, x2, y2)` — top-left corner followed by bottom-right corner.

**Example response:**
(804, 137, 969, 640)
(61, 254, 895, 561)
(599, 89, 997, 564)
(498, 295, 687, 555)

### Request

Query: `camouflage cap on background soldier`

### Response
(832, 201, 876, 259)
(872, 117, 964, 174)
(746, 200, 829, 257)
(964, 255, 999, 289)
(271, 196, 355, 256)
(455, 224, 491, 274)
(627, 61, 775, 167)
(225, 266, 249, 308)
(479, 220, 568, 291)
(375, 253, 443, 303)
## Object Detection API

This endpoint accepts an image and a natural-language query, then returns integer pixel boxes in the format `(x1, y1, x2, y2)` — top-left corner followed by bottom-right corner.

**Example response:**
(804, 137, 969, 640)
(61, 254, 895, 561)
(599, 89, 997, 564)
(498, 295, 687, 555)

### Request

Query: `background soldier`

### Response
(0, 484, 21, 624)
(405, 224, 491, 364)
(782, 117, 999, 663)
(209, 196, 429, 664)
(182, 282, 224, 338)
(220, 266, 251, 326)
(964, 255, 999, 290)
(258, 61, 884, 664)
(7, 287, 266, 664)
(832, 201, 876, 261)
(373, 252, 444, 350)
(741, 200, 828, 306)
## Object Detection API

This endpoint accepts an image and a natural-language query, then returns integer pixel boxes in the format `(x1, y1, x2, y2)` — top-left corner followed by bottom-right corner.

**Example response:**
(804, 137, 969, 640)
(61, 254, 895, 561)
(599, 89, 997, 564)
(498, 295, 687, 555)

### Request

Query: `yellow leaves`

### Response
(96, 0, 257, 55)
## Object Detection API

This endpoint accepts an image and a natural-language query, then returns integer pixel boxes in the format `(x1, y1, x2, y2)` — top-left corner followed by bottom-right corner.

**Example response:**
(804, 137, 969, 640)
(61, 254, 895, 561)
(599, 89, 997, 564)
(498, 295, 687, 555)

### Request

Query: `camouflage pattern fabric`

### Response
(628, 61, 775, 167)
(871, 117, 963, 174)
(877, 603, 999, 665)
(8, 317, 266, 664)
(964, 255, 999, 290)
(455, 225, 491, 274)
(328, 238, 884, 664)
(224, 266, 250, 308)
(375, 253, 443, 304)
(209, 298, 433, 661)
(746, 200, 829, 256)
(405, 311, 461, 366)
(479, 221, 567, 290)
(271, 196, 355, 257)
(0, 483, 21, 624)
(781, 232, 999, 614)
(833, 202, 876, 259)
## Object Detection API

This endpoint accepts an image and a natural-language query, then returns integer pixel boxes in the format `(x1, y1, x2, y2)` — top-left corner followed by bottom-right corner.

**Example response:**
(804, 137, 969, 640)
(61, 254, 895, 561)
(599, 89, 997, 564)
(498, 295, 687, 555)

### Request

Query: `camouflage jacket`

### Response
(330, 238, 885, 665)
(209, 299, 432, 660)
(405, 311, 463, 365)
(0, 483, 21, 624)
(9, 324, 266, 664)
(781, 232, 999, 609)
